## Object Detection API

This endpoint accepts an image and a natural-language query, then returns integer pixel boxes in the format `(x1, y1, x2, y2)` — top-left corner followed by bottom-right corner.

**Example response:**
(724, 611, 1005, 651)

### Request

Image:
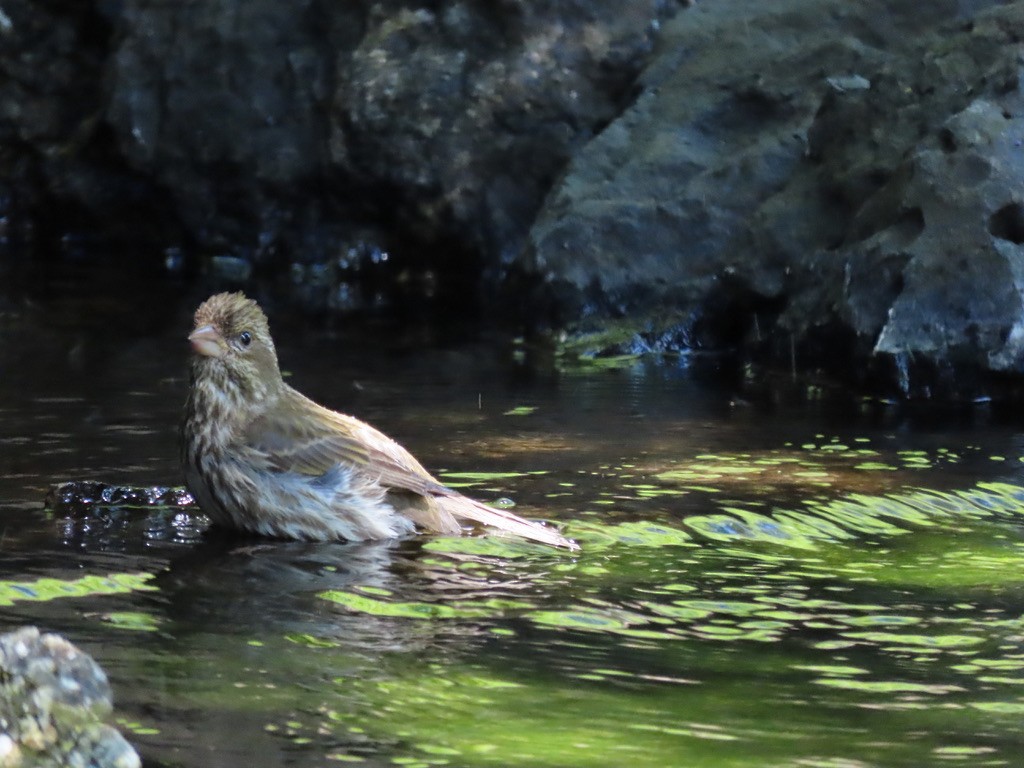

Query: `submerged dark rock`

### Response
(0, 626, 140, 768)
(46, 481, 206, 548)
(46, 481, 194, 513)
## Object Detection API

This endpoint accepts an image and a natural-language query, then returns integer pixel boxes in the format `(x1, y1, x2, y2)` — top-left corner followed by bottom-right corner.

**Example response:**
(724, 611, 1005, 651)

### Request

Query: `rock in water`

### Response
(0, 626, 140, 768)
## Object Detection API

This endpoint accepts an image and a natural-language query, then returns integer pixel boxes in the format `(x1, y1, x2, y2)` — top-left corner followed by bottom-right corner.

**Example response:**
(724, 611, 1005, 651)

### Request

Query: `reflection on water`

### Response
(2, 290, 1024, 767)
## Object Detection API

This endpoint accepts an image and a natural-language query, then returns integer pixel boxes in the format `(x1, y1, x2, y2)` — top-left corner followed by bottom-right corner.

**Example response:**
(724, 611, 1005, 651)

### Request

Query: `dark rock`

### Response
(0, 0, 675, 304)
(528, 0, 1024, 395)
(833, 100, 1024, 371)
(8, 0, 1024, 396)
(530, 0, 860, 313)
(0, 626, 140, 768)
(106, 0, 346, 258)
(0, 0, 183, 255)
(333, 1, 670, 261)
(46, 481, 205, 548)
(101, 0, 674, 272)
(46, 481, 195, 513)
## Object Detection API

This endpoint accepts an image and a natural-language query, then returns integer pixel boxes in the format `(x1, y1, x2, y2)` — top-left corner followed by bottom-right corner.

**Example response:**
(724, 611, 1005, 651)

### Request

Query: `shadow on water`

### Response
(3, 281, 1024, 766)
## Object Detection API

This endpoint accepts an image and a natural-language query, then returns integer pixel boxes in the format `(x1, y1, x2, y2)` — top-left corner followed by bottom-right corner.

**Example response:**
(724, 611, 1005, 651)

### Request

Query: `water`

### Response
(2, 287, 1024, 767)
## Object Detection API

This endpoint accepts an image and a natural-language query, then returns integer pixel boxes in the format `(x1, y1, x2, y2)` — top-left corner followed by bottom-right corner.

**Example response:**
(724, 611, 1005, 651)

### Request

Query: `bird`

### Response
(181, 292, 578, 550)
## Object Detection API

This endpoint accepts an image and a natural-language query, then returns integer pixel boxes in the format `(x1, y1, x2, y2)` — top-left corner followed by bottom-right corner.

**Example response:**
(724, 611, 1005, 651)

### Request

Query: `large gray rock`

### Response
(824, 99, 1024, 373)
(529, 0, 1024, 393)
(8, 0, 1024, 394)
(529, 0, 895, 313)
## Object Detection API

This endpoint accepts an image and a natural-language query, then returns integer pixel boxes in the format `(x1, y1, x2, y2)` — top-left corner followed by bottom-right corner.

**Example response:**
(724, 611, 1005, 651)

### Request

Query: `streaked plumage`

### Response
(182, 292, 578, 550)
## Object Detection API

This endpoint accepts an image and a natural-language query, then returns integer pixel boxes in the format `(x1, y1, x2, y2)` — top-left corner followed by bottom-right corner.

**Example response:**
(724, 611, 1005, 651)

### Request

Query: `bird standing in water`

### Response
(181, 292, 577, 550)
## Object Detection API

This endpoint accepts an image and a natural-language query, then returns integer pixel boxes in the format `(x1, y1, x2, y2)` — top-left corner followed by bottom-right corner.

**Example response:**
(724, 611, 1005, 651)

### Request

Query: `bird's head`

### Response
(189, 292, 283, 401)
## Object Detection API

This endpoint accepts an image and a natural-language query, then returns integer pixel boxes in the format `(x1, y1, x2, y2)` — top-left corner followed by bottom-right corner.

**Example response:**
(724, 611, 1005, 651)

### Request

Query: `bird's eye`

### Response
(238, 331, 252, 348)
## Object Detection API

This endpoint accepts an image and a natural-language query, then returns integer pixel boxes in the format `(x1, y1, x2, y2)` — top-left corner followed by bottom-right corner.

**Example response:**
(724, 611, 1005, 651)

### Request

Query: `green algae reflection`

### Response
(683, 482, 1024, 551)
(272, 643, 1022, 768)
(269, 479, 1024, 766)
(315, 482, 1024, 653)
(0, 571, 156, 606)
(319, 589, 533, 619)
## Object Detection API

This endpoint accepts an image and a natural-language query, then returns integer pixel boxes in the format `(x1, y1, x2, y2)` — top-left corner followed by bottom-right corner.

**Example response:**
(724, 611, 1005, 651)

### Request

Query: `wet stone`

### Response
(46, 480, 195, 514)
(0, 626, 140, 768)
(46, 481, 206, 547)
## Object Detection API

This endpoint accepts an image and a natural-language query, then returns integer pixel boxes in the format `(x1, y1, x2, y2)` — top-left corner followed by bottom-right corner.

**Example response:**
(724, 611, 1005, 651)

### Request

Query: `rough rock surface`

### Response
(0, 0, 676, 304)
(0, 0, 183, 256)
(6, 0, 1024, 394)
(529, 0, 1024, 395)
(0, 626, 140, 768)
(102, 0, 673, 268)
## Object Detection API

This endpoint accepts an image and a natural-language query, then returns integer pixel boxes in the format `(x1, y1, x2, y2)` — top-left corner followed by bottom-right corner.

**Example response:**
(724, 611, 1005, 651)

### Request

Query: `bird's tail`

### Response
(434, 493, 579, 551)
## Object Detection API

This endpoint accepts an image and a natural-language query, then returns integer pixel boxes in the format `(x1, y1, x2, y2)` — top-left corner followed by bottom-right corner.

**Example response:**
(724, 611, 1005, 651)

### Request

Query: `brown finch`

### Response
(182, 292, 578, 550)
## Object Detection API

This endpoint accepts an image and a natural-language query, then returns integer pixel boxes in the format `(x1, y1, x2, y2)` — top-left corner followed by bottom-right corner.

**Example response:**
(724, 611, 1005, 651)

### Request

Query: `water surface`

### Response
(2, 289, 1023, 767)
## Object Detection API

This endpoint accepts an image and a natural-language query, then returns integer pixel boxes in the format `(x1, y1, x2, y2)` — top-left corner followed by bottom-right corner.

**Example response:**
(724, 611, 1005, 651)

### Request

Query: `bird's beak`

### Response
(189, 325, 225, 358)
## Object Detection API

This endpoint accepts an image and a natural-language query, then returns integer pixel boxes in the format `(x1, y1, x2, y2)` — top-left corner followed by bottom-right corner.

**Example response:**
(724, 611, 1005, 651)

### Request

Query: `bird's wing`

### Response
(242, 390, 578, 550)
(241, 392, 450, 498)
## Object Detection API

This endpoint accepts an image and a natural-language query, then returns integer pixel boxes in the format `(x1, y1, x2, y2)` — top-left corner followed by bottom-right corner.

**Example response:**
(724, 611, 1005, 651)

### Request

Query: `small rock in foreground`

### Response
(0, 626, 140, 768)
